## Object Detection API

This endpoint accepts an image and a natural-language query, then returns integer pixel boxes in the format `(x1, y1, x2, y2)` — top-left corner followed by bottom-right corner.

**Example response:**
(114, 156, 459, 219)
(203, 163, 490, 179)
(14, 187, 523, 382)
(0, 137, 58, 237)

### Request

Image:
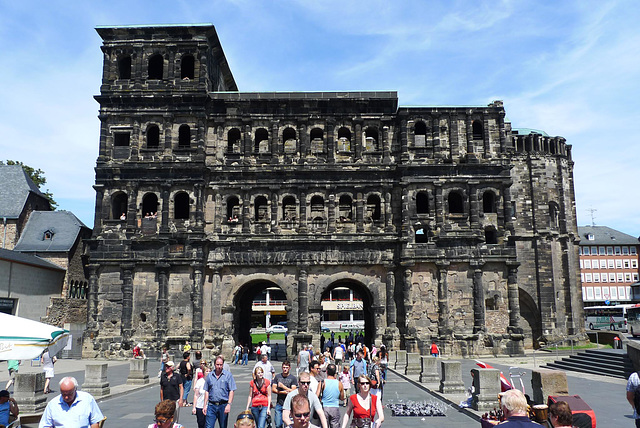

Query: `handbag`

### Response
(351, 395, 374, 428)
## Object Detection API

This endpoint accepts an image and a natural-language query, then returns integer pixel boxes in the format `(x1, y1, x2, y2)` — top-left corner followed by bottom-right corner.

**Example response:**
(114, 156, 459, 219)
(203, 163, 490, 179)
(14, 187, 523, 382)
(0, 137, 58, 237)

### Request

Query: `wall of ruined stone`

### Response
(0, 221, 18, 250)
(42, 297, 87, 327)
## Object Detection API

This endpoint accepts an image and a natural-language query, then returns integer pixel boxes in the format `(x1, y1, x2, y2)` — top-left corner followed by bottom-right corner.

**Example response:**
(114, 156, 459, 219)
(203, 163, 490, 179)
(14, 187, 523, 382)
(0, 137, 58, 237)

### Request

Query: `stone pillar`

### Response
(242, 191, 250, 233)
(298, 267, 309, 332)
(14, 372, 46, 413)
(327, 122, 335, 163)
(449, 113, 459, 160)
(210, 267, 222, 326)
(191, 263, 204, 342)
(382, 126, 391, 164)
(439, 360, 465, 394)
(471, 368, 500, 411)
(531, 369, 568, 405)
(271, 191, 280, 234)
(388, 350, 397, 368)
(354, 123, 362, 160)
(83, 363, 110, 397)
(195, 183, 204, 228)
(271, 122, 279, 162)
(472, 263, 485, 333)
(92, 184, 104, 234)
(355, 191, 364, 233)
(469, 184, 479, 227)
(403, 268, 413, 330)
(483, 116, 491, 158)
(405, 353, 421, 375)
(328, 194, 336, 233)
(507, 262, 521, 332)
(160, 183, 170, 233)
(298, 192, 308, 233)
(384, 189, 393, 232)
(465, 114, 474, 155)
(437, 262, 450, 336)
(127, 358, 150, 385)
(498, 110, 507, 152)
(434, 184, 443, 230)
(244, 124, 252, 158)
(432, 115, 442, 159)
(86, 264, 100, 332)
(419, 356, 439, 384)
(156, 263, 170, 345)
(395, 350, 407, 371)
(121, 264, 135, 342)
(385, 269, 397, 329)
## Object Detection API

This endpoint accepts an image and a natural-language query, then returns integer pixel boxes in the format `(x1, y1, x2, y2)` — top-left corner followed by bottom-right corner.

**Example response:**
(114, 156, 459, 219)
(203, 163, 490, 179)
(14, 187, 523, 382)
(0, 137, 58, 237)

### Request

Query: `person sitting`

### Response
(120, 212, 126, 220)
(0, 390, 18, 427)
(549, 401, 573, 428)
(148, 399, 183, 428)
(133, 343, 146, 359)
(498, 389, 539, 427)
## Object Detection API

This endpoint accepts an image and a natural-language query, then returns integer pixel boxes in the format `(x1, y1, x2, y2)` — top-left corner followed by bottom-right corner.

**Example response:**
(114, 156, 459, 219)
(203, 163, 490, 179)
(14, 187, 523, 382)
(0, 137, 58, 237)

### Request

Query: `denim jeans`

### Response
(242, 354, 248, 365)
(274, 403, 284, 428)
(183, 378, 192, 402)
(205, 403, 229, 428)
(251, 405, 268, 428)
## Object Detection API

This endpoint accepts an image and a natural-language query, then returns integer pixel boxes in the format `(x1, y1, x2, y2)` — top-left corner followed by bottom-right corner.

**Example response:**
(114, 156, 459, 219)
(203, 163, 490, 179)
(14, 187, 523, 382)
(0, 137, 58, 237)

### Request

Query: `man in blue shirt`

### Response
(39, 377, 104, 428)
(0, 390, 19, 426)
(203, 356, 236, 428)
(349, 351, 367, 393)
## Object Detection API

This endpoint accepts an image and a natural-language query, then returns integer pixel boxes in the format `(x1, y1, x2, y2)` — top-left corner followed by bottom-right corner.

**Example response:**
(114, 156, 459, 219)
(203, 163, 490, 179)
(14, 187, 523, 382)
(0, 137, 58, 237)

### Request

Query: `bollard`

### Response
(395, 350, 407, 371)
(82, 363, 111, 397)
(439, 360, 465, 394)
(531, 368, 568, 405)
(388, 350, 397, 368)
(405, 352, 421, 375)
(13, 372, 46, 413)
(419, 356, 439, 384)
(127, 358, 150, 385)
(471, 368, 500, 411)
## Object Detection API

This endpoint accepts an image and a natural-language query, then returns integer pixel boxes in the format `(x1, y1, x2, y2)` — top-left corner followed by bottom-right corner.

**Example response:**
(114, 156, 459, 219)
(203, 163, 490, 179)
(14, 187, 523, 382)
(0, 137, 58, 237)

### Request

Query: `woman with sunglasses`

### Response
(235, 410, 257, 428)
(246, 366, 271, 428)
(148, 399, 183, 428)
(340, 375, 384, 428)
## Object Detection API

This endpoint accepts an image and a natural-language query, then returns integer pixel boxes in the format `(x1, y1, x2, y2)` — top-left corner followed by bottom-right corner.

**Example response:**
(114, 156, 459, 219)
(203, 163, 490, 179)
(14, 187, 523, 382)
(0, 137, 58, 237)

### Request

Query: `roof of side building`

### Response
(0, 165, 49, 218)
(0, 248, 65, 271)
(13, 211, 90, 252)
(577, 226, 639, 246)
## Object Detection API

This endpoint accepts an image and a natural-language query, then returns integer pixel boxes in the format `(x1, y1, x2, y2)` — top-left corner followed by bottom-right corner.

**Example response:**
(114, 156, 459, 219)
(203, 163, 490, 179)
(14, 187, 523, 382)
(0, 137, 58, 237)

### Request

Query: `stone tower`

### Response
(84, 24, 584, 358)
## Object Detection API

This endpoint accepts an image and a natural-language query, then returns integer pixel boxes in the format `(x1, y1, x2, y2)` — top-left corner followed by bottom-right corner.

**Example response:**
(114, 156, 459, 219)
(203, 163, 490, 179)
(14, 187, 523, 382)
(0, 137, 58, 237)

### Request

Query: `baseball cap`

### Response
(0, 390, 9, 398)
(166, 361, 175, 367)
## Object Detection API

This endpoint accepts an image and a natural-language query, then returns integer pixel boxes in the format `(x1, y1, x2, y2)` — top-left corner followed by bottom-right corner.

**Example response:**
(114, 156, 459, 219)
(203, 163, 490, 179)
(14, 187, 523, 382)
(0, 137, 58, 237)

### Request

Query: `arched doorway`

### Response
(233, 281, 289, 351)
(519, 289, 542, 349)
(320, 281, 375, 348)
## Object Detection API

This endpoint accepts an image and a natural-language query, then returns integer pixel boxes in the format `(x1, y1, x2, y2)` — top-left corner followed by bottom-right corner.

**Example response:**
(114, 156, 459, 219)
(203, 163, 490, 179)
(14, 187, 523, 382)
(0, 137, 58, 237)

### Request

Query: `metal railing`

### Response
(532, 334, 584, 367)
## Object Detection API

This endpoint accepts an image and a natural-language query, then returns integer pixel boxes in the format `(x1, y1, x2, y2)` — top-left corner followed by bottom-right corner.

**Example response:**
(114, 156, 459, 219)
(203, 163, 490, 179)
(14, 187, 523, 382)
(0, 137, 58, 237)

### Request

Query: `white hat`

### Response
(166, 360, 175, 367)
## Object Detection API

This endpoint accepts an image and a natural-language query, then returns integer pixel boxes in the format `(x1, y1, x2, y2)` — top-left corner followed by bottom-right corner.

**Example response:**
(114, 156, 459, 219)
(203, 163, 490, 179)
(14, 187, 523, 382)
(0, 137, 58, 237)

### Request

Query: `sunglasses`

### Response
(236, 414, 255, 421)
(299, 381, 311, 385)
(360, 382, 370, 385)
(294, 412, 311, 419)
(155, 416, 172, 424)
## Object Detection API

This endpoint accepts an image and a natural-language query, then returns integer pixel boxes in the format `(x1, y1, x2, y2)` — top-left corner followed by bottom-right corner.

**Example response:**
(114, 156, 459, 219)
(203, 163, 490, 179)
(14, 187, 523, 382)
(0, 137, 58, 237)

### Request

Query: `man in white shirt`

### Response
(254, 354, 275, 382)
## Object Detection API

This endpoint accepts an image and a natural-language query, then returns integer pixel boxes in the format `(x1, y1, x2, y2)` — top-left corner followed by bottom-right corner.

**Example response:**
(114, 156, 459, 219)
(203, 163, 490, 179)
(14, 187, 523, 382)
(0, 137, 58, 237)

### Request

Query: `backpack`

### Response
(257, 347, 262, 355)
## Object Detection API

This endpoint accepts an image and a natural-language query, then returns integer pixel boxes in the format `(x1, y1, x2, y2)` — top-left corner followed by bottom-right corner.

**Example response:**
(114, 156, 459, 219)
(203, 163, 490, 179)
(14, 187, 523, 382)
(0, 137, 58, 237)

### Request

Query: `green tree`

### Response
(1, 160, 58, 209)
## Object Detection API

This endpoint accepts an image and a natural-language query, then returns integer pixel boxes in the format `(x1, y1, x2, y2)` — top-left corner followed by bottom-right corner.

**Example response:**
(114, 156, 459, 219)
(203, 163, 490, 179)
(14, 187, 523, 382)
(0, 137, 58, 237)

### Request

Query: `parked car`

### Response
(266, 324, 288, 334)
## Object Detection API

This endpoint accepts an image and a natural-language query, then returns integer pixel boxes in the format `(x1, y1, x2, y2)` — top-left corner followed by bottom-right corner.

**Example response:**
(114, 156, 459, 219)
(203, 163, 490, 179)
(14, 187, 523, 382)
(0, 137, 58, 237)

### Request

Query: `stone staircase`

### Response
(542, 348, 634, 379)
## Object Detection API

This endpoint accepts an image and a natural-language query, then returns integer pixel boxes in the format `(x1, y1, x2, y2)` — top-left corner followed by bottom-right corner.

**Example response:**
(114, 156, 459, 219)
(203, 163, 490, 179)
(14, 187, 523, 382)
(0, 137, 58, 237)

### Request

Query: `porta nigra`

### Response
(83, 24, 584, 359)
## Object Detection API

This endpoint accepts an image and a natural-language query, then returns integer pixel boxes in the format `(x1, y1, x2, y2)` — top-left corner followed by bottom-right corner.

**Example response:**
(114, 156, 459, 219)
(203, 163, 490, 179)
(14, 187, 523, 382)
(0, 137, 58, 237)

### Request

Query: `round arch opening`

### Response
(320, 281, 375, 348)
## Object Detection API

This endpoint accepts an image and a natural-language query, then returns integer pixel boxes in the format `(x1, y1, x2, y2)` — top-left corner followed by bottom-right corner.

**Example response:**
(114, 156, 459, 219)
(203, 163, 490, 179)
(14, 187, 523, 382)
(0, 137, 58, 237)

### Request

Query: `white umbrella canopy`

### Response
(0, 312, 70, 360)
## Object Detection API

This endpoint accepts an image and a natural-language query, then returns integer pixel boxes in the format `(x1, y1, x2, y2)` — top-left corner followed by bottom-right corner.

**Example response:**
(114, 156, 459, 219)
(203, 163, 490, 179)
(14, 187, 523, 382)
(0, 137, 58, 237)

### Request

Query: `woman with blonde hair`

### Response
(235, 410, 256, 428)
(246, 366, 271, 428)
(368, 356, 383, 397)
(341, 375, 384, 428)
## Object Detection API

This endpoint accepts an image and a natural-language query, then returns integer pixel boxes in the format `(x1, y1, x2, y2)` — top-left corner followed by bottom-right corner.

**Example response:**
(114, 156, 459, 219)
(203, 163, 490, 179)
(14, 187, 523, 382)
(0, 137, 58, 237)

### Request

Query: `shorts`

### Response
(8, 369, 16, 379)
(44, 368, 55, 378)
(335, 358, 342, 365)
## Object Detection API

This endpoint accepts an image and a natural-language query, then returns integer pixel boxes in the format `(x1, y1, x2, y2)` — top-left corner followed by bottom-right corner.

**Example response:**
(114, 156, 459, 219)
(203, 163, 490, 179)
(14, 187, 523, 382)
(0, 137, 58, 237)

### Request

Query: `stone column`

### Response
(195, 183, 204, 228)
(469, 184, 479, 228)
(83, 363, 110, 397)
(405, 353, 421, 375)
(385, 269, 397, 329)
(298, 191, 308, 233)
(328, 194, 336, 233)
(242, 191, 251, 233)
(210, 267, 222, 326)
(86, 264, 100, 332)
(97, 115, 109, 161)
(121, 264, 135, 342)
(327, 122, 335, 163)
(400, 119, 409, 161)
(271, 122, 279, 162)
(498, 110, 507, 152)
(354, 123, 362, 160)
(432, 115, 442, 159)
(191, 263, 204, 342)
(355, 191, 364, 233)
(507, 262, 521, 332)
(14, 372, 46, 413)
(401, 187, 410, 238)
(127, 358, 150, 385)
(394, 350, 407, 371)
(298, 123, 308, 162)
(472, 262, 486, 333)
(471, 368, 500, 411)
(160, 183, 170, 233)
(244, 124, 252, 158)
(298, 267, 309, 332)
(382, 126, 391, 164)
(482, 116, 491, 158)
(434, 184, 443, 230)
(437, 262, 450, 336)
(403, 268, 413, 328)
(449, 113, 459, 160)
(126, 185, 138, 230)
(465, 114, 474, 155)
(439, 360, 465, 394)
(419, 356, 439, 384)
(271, 191, 280, 234)
(92, 184, 104, 232)
(384, 189, 393, 232)
(156, 263, 170, 345)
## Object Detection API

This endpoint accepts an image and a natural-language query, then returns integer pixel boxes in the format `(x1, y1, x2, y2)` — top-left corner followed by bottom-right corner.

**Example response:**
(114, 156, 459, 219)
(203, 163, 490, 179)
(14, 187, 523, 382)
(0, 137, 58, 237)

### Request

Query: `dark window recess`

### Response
(472, 120, 483, 140)
(111, 193, 128, 219)
(338, 195, 353, 221)
(142, 193, 158, 216)
(483, 191, 496, 213)
(415, 228, 428, 243)
(255, 196, 268, 222)
(448, 192, 464, 214)
(366, 195, 381, 221)
(310, 128, 324, 153)
(255, 128, 269, 153)
(414, 121, 427, 147)
(181, 55, 195, 80)
(114, 133, 130, 147)
(283, 128, 297, 154)
(282, 196, 296, 221)
(118, 56, 132, 79)
(310, 196, 324, 212)
(174, 192, 189, 219)
(485, 228, 498, 244)
(148, 54, 163, 79)
(179, 125, 191, 147)
(227, 197, 240, 221)
(227, 128, 241, 153)
(364, 127, 379, 151)
(147, 125, 160, 148)
(416, 192, 429, 214)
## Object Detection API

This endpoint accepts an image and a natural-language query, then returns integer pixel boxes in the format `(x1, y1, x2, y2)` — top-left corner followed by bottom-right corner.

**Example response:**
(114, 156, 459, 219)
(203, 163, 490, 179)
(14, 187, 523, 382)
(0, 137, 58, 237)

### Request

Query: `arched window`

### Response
(254, 196, 268, 222)
(472, 120, 483, 140)
(227, 196, 240, 222)
(181, 54, 195, 80)
(366, 195, 381, 221)
(142, 193, 159, 217)
(415, 228, 428, 243)
(111, 192, 128, 220)
(339, 195, 353, 221)
(283, 128, 297, 154)
(485, 227, 498, 244)
(448, 191, 464, 214)
(255, 128, 269, 153)
(147, 125, 160, 148)
(337, 127, 351, 151)
(311, 196, 324, 212)
(416, 192, 429, 214)
(118, 56, 131, 80)
(414, 121, 427, 148)
(174, 192, 189, 219)
(282, 196, 297, 221)
(364, 127, 379, 152)
(178, 125, 191, 147)
(148, 54, 164, 80)
(483, 191, 496, 214)
(310, 128, 324, 153)
(227, 128, 241, 153)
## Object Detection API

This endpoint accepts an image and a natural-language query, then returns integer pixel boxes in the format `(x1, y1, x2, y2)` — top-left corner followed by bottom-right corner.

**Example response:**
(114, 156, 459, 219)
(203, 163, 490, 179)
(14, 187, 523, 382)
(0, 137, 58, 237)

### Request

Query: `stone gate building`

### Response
(83, 24, 584, 358)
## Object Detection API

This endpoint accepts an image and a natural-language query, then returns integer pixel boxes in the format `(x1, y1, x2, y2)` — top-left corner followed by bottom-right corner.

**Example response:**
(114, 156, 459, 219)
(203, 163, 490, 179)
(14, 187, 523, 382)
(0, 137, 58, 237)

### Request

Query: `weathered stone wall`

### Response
(42, 297, 88, 327)
(0, 221, 19, 250)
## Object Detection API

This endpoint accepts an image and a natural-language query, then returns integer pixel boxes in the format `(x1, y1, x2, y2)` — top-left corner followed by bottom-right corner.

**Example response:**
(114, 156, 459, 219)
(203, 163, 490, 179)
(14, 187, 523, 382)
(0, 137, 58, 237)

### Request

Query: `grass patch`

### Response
(250, 333, 285, 344)
(551, 343, 611, 350)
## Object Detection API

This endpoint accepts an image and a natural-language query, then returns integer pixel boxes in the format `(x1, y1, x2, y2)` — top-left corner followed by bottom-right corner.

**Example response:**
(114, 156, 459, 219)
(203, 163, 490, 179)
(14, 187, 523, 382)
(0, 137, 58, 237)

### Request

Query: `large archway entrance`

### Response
(233, 281, 288, 350)
(320, 281, 375, 347)
(519, 289, 542, 349)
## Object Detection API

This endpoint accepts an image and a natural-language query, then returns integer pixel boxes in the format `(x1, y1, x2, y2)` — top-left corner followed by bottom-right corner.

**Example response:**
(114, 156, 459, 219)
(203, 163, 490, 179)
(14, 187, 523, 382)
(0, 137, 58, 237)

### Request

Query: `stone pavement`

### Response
(0, 353, 632, 427)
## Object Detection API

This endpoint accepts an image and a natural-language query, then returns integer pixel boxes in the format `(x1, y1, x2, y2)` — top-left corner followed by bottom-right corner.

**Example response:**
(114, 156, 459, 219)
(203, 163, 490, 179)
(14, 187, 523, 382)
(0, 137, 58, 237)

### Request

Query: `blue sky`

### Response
(0, 0, 638, 238)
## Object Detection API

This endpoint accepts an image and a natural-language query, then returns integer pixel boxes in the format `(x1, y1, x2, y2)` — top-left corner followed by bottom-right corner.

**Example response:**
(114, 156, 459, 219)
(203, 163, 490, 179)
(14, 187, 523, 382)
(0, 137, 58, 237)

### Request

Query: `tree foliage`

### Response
(1, 160, 58, 209)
